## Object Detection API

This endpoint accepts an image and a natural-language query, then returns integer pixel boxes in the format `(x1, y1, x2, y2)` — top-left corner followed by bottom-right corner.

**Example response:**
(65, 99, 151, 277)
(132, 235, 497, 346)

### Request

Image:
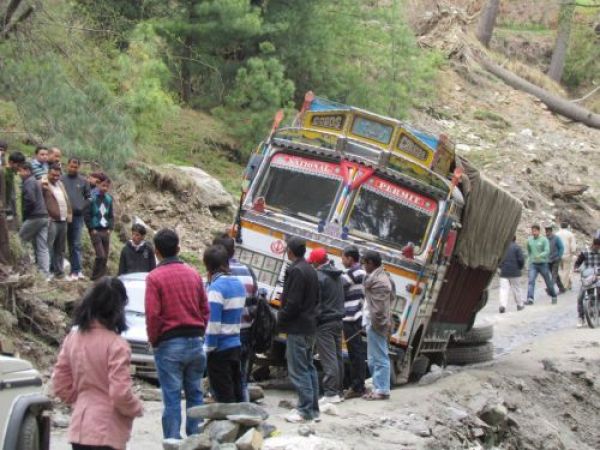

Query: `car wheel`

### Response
(446, 342, 494, 366)
(17, 413, 40, 450)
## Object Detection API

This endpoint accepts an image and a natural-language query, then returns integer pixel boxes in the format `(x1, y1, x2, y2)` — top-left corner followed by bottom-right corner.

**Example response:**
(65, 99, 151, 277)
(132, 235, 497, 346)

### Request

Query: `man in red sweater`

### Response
(145, 228, 210, 440)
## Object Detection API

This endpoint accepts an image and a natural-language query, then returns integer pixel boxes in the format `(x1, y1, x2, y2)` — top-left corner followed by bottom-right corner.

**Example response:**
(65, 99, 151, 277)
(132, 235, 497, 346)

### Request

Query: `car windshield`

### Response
(348, 176, 437, 250)
(258, 153, 342, 222)
(124, 280, 146, 314)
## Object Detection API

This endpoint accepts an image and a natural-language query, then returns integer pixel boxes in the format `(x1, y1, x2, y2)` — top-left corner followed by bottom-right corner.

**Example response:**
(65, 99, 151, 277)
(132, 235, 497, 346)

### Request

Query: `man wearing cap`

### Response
(278, 237, 320, 423)
(545, 224, 565, 295)
(308, 247, 345, 405)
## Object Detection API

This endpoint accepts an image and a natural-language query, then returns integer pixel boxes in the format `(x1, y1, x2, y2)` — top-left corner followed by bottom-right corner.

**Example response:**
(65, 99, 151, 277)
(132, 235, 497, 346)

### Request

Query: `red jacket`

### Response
(144, 259, 209, 347)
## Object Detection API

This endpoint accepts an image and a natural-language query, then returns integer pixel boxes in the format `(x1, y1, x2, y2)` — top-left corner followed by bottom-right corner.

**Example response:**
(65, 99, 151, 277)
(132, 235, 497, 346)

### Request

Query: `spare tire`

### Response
(446, 342, 493, 365)
(453, 324, 494, 345)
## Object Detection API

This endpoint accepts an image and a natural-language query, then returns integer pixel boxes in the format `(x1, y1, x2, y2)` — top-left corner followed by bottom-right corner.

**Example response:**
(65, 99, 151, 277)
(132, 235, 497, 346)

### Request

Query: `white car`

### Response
(119, 272, 157, 379)
(0, 355, 51, 450)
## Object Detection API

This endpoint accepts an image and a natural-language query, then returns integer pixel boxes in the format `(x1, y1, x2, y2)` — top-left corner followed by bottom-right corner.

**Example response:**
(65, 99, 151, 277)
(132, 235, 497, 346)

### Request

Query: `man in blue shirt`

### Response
(203, 244, 246, 403)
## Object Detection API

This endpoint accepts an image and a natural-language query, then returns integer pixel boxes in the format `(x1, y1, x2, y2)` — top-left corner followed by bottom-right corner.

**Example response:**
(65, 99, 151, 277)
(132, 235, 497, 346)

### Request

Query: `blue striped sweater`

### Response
(205, 273, 246, 353)
(341, 264, 366, 322)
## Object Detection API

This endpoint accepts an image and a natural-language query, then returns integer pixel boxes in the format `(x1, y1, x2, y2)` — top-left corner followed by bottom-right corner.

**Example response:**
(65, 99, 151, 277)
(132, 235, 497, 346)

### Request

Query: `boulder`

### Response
(258, 423, 277, 439)
(226, 415, 264, 427)
(478, 403, 508, 427)
(180, 433, 212, 450)
(166, 165, 234, 210)
(248, 385, 265, 402)
(188, 403, 269, 421)
(235, 428, 264, 450)
(205, 420, 240, 443)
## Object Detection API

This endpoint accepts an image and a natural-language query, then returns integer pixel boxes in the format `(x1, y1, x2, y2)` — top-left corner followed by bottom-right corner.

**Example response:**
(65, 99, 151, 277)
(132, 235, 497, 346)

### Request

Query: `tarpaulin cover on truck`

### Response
(454, 157, 522, 271)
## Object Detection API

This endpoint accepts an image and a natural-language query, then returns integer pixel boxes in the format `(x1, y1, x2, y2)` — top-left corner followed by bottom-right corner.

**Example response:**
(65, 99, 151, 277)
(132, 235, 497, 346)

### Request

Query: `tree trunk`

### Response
(547, 0, 576, 82)
(476, 0, 501, 47)
(478, 55, 600, 129)
(180, 0, 198, 104)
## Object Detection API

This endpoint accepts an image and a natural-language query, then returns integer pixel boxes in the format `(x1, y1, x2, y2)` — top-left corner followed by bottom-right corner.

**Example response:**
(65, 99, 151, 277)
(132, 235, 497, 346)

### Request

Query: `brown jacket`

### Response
(42, 180, 72, 222)
(364, 265, 395, 335)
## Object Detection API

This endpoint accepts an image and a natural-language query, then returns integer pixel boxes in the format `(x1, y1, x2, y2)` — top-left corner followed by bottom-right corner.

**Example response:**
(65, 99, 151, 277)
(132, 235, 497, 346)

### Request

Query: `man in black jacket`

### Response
(118, 223, 156, 275)
(18, 163, 50, 277)
(499, 236, 525, 313)
(278, 236, 320, 423)
(308, 247, 345, 405)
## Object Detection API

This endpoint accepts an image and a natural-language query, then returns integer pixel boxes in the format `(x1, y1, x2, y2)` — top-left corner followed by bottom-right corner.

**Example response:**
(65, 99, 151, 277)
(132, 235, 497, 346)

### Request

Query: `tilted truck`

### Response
(233, 93, 522, 383)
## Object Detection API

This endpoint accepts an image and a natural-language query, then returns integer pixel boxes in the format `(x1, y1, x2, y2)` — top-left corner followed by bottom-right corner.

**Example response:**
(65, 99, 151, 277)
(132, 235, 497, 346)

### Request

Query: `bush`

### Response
(563, 23, 600, 88)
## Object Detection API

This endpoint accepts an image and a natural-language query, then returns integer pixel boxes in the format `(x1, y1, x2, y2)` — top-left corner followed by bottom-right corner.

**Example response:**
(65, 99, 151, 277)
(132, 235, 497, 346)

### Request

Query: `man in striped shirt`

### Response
(341, 246, 367, 399)
(203, 244, 246, 403)
(212, 233, 258, 401)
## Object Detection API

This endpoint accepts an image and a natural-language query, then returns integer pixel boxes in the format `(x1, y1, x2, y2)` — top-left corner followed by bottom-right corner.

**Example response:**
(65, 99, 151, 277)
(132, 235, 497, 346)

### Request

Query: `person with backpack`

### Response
(212, 233, 258, 402)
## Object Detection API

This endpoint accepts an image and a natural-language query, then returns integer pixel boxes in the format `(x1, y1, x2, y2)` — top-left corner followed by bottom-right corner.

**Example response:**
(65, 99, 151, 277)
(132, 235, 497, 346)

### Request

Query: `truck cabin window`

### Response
(348, 177, 436, 250)
(258, 153, 342, 222)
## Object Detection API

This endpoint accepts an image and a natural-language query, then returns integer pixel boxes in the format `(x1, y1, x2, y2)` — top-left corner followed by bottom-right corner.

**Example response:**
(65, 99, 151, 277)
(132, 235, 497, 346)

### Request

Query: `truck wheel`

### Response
(17, 413, 40, 450)
(452, 324, 494, 345)
(446, 342, 493, 365)
(408, 355, 430, 382)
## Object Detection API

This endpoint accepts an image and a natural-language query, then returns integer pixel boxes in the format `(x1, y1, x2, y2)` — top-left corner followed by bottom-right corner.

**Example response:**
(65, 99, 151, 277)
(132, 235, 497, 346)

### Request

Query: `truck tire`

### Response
(17, 413, 40, 450)
(453, 324, 494, 345)
(446, 342, 493, 365)
(408, 356, 430, 382)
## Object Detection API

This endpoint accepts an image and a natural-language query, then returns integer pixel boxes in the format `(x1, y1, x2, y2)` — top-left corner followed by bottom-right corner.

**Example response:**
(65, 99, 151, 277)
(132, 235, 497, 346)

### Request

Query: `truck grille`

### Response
(128, 340, 153, 355)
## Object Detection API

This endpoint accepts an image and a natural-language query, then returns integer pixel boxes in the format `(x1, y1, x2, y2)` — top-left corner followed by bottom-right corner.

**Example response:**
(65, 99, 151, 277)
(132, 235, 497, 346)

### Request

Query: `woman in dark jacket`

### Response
(498, 236, 525, 313)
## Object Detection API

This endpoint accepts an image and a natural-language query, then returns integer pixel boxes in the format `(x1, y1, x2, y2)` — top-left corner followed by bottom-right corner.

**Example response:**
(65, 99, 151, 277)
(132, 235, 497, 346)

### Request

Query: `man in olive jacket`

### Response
(278, 236, 320, 423)
(362, 250, 393, 401)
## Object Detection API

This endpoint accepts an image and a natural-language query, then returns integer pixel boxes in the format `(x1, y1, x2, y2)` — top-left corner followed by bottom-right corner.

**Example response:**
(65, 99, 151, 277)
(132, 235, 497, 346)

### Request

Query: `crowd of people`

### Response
(498, 222, 600, 327)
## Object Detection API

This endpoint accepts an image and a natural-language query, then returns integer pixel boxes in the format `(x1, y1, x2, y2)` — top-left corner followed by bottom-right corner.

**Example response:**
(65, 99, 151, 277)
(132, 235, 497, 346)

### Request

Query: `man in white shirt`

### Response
(42, 164, 72, 278)
(556, 221, 577, 292)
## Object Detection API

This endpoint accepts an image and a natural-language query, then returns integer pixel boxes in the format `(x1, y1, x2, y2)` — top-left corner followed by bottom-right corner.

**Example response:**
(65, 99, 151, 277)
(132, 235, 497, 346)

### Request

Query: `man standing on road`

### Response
(498, 236, 525, 313)
(526, 224, 558, 305)
(362, 250, 393, 401)
(574, 237, 600, 328)
(546, 224, 565, 294)
(30, 146, 49, 180)
(341, 245, 367, 399)
(278, 237, 320, 423)
(308, 247, 345, 405)
(18, 162, 50, 277)
(145, 228, 210, 439)
(42, 164, 72, 279)
(556, 221, 577, 291)
(84, 174, 114, 280)
(203, 245, 246, 403)
(62, 158, 91, 280)
(212, 233, 257, 402)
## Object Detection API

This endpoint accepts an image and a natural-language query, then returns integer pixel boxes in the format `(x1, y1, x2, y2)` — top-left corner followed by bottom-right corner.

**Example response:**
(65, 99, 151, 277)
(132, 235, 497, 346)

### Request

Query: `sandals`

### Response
(362, 391, 390, 401)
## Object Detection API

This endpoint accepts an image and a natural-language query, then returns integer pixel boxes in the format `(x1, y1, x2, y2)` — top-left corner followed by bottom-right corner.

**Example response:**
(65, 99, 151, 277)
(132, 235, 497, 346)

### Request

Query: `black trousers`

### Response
(343, 320, 367, 393)
(207, 346, 243, 403)
(72, 444, 116, 450)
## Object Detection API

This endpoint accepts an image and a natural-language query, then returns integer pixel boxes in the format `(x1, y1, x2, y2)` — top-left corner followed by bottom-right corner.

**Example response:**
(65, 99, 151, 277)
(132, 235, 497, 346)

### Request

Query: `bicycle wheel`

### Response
(584, 292, 600, 328)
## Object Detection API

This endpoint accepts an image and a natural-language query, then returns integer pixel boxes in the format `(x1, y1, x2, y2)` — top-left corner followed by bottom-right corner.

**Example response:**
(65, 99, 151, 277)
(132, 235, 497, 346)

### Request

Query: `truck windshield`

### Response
(258, 153, 342, 222)
(348, 176, 437, 250)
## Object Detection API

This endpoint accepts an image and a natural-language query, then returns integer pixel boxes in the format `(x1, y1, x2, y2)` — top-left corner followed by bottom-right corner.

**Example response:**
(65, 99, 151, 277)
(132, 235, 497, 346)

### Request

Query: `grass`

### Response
(473, 109, 511, 129)
(496, 22, 552, 33)
(138, 108, 245, 196)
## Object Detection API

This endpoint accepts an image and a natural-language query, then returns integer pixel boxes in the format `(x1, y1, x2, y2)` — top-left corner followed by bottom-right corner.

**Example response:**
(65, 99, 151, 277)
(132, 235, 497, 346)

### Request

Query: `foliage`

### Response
(214, 54, 295, 154)
(563, 23, 600, 88)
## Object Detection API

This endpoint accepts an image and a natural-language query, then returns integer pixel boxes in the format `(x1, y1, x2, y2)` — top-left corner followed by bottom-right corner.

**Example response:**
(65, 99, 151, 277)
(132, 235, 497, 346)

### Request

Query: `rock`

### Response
(188, 403, 269, 421)
(541, 359, 558, 372)
(167, 165, 234, 209)
(217, 444, 238, 450)
(443, 406, 469, 422)
(277, 400, 294, 410)
(226, 415, 264, 427)
(298, 424, 316, 437)
(478, 403, 508, 427)
(248, 385, 265, 402)
(319, 403, 338, 416)
(51, 413, 70, 428)
(140, 388, 162, 402)
(263, 436, 350, 450)
(520, 128, 533, 137)
(180, 433, 212, 450)
(258, 423, 277, 438)
(235, 428, 264, 450)
(205, 420, 240, 443)
(163, 439, 182, 450)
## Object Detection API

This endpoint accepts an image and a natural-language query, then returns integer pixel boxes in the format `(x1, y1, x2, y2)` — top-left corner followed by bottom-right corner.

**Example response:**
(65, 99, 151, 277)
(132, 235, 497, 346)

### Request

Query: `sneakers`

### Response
(525, 298, 534, 305)
(499, 306, 506, 314)
(517, 304, 525, 311)
(551, 297, 558, 305)
(577, 318, 586, 328)
(77, 272, 87, 280)
(343, 388, 365, 400)
(319, 395, 342, 405)
(285, 409, 309, 423)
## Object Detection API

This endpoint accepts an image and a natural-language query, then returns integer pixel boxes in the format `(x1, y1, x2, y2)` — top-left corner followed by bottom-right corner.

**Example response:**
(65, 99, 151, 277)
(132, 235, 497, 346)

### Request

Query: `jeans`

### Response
(240, 330, 252, 402)
(154, 337, 206, 439)
(19, 217, 49, 275)
(366, 326, 390, 395)
(67, 215, 84, 274)
(316, 321, 344, 397)
(207, 346, 243, 403)
(90, 229, 110, 280)
(549, 260, 565, 291)
(499, 277, 523, 309)
(286, 334, 319, 420)
(527, 263, 557, 301)
(48, 221, 67, 276)
(72, 445, 115, 450)
(343, 320, 366, 393)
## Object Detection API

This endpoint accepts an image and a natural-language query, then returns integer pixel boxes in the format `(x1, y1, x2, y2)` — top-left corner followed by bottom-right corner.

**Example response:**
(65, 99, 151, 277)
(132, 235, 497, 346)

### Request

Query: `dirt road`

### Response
(51, 277, 598, 449)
